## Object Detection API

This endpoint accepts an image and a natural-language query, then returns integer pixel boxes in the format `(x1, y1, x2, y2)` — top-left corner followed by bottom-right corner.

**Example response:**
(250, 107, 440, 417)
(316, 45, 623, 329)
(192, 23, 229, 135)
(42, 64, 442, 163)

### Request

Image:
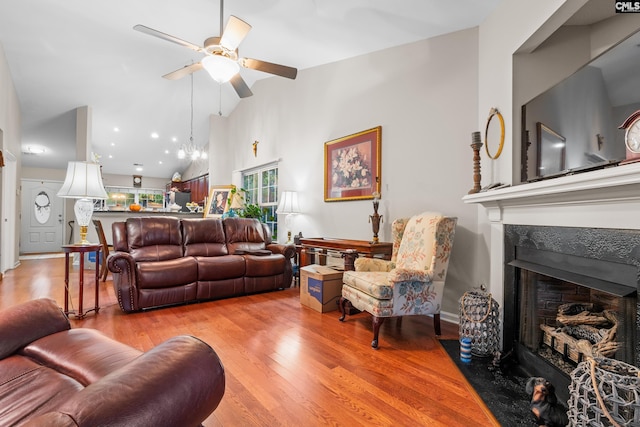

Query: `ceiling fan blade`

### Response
(219, 16, 252, 51)
(134, 24, 203, 53)
(240, 58, 297, 80)
(162, 63, 203, 80)
(229, 73, 253, 98)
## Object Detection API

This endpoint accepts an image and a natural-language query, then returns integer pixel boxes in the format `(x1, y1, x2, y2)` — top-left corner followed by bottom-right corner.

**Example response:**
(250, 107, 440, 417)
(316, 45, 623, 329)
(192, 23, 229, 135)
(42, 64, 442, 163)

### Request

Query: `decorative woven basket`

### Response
(568, 357, 640, 427)
(458, 290, 500, 357)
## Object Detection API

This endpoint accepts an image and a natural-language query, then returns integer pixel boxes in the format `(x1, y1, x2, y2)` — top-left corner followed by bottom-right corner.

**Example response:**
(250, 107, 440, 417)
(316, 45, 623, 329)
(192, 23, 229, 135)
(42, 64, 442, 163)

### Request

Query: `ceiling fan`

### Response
(133, 0, 297, 98)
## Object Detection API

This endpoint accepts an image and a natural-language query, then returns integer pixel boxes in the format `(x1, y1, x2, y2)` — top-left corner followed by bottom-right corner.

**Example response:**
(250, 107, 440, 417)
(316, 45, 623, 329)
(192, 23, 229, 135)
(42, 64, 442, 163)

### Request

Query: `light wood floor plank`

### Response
(1, 258, 499, 426)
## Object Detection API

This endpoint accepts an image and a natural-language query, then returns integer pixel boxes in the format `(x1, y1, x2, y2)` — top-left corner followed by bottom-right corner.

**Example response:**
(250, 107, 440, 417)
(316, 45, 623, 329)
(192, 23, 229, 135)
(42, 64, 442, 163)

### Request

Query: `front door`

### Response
(20, 180, 64, 254)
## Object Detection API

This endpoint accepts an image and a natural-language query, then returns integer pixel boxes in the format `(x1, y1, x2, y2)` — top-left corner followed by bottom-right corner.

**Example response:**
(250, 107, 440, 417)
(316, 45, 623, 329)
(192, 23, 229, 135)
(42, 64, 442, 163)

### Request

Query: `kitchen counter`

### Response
(91, 211, 206, 245)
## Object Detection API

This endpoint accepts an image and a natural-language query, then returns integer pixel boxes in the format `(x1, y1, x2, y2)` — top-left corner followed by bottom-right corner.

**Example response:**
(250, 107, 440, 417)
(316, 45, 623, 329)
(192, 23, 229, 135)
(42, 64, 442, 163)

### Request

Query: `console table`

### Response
(62, 244, 101, 319)
(299, 238, 392, 271)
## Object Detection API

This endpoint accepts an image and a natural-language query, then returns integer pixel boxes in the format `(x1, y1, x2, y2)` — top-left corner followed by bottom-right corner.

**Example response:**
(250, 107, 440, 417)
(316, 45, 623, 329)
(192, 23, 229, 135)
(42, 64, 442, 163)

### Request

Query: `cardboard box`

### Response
(300, 264, 343, 312)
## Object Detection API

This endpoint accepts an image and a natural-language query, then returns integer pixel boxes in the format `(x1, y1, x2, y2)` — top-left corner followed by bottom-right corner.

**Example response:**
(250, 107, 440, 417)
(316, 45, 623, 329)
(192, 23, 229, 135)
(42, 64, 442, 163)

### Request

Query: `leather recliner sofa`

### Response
(0, 298, 225, 426)
(108, 216, 295, 313)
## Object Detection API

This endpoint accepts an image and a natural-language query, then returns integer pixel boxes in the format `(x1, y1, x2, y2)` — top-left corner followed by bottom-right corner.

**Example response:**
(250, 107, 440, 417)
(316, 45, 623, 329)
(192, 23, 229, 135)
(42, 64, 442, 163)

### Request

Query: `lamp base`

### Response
(74, 198, 95, 245)
(77, 225, 90, 245)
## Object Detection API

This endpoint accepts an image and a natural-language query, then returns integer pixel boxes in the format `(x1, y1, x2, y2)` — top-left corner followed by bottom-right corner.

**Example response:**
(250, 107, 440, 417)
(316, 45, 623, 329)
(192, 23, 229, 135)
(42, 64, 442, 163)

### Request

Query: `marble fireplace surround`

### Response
(463, 161, 640, 360)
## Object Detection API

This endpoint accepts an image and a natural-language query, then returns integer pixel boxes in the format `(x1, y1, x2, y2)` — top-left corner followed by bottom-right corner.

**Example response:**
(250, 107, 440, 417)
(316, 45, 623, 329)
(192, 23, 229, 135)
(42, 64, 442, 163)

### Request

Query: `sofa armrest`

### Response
(0, 298, 70, 360)
(25, 335, 225, 427)
(388, 267, 433, 283)
(354, 258, 394, 272)
(266, 243, 295, 260)
(107, 251, 140, 312)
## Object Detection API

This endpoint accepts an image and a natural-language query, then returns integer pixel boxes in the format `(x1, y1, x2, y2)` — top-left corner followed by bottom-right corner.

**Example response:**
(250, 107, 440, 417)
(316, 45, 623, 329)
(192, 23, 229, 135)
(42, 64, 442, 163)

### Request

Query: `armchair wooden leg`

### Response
(338, 297, 349, 321)
(433, 313, 441, 336)
(372, 316, 385, 349)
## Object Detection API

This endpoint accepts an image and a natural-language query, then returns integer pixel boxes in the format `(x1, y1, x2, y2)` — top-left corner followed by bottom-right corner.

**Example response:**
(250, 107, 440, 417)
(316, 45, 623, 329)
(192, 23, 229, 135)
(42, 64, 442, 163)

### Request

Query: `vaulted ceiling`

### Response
(1, 0, 503, 178)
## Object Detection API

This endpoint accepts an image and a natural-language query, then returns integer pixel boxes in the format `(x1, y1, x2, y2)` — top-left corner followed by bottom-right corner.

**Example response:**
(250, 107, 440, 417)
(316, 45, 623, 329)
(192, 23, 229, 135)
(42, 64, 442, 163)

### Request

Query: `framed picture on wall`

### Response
(204, 185, 235, 217)
(324, 126, 382, 202)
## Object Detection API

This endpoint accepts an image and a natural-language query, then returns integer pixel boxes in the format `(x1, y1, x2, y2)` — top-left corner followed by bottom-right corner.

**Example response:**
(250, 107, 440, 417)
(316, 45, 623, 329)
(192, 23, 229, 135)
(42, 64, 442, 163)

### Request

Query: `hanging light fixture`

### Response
(177, 72, 208, 161)
(202, 55, 239, 83)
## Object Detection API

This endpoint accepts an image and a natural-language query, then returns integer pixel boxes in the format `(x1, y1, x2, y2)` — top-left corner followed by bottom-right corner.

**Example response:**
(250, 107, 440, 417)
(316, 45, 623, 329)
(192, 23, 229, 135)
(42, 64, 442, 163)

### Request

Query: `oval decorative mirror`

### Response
(485, 107, 505, 160)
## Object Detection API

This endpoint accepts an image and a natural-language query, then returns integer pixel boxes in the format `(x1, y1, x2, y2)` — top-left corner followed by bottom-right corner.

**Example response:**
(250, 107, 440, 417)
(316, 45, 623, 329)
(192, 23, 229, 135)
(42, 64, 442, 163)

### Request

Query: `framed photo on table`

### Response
(204, 185, 235, 217)
(324, 126, 381, 202)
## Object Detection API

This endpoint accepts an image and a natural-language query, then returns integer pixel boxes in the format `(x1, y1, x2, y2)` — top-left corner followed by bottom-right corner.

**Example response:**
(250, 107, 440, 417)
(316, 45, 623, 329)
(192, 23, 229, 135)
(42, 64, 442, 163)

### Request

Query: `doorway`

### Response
(20, 179, 64, 254)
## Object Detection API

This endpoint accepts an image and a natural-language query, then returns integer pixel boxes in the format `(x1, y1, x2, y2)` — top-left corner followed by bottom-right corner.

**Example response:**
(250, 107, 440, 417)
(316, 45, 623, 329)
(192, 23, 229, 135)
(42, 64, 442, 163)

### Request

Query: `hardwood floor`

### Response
(1, 258, 499, 426)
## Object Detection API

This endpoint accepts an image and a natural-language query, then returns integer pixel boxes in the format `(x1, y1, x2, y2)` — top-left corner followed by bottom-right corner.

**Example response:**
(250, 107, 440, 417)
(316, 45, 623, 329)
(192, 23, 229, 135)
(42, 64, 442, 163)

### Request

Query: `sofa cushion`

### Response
(183, 218, 229, 257)
(0, 355, 82, 426)
(20, 329, 141, 386)
(223, 218, 267, 254)
(244, 254, 286, 277)
(0, 298, 70, 360)
(343, 270, 393, 299)
(196, 255, 245, 281)
(126, 217, 183, 261)
(136, 257, 198, 289)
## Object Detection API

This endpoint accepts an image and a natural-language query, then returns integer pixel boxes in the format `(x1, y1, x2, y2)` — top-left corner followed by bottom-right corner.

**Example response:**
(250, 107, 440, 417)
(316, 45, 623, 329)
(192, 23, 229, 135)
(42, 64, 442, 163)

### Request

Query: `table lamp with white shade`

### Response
(57, 161, 108, 245)
(276, 191, 300, 244)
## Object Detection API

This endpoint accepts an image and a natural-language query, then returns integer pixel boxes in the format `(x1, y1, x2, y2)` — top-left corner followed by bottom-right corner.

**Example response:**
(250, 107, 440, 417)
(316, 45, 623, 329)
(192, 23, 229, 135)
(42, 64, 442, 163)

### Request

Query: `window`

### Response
(242, 164, 278, 238)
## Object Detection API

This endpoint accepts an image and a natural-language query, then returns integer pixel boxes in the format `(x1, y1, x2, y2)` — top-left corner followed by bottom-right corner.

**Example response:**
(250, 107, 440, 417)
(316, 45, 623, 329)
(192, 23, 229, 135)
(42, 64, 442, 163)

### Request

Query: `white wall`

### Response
(210, 28, 481, 316)
(0, 41, 22, 272)
(475, 0, 640, 310)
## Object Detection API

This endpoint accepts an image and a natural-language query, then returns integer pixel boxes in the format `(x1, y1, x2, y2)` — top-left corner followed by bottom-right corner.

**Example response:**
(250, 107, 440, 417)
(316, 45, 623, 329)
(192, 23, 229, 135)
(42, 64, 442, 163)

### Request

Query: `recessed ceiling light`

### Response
(151, 132, 159, 139)
(113, 127, 119, 132)
(159, 160, 163, 164)
(22, 146, 46, 154)
(110, 142, 115, 146)
(172, 137, 177, 142)
(164, 149, 169, 154)
(108, 155, 113, 159)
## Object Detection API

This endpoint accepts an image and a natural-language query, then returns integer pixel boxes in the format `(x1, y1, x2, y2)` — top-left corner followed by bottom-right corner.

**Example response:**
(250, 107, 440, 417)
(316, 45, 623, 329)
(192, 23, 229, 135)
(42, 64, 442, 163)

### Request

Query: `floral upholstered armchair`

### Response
(339, 212, 457, 348)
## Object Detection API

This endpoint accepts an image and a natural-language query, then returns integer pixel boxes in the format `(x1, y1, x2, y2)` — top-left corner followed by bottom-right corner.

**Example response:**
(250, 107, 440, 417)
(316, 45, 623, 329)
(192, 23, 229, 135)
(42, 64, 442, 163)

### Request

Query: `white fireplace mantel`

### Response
(463, 162, 640, 229)
(461, 161, 640, 316)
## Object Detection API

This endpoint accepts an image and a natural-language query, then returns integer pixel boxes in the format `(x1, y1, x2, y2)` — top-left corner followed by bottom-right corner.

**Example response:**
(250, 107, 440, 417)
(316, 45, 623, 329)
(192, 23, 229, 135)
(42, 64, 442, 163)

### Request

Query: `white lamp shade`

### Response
(276, 191, 300, 215)
(57, 161, 108, 199)
(229, 193, 245, 210)
(202, 55, 240, 83)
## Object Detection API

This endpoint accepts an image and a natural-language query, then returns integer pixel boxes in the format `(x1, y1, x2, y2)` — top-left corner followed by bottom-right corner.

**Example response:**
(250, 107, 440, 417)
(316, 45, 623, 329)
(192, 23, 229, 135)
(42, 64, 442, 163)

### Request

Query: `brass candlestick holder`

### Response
(370, 192, 383, 243)
(468, 131, 483, 194)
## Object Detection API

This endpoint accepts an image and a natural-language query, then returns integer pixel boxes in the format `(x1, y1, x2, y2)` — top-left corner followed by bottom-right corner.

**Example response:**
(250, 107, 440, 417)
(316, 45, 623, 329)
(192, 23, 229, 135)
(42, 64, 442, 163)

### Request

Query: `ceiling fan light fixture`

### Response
(202, 55, 239, 83)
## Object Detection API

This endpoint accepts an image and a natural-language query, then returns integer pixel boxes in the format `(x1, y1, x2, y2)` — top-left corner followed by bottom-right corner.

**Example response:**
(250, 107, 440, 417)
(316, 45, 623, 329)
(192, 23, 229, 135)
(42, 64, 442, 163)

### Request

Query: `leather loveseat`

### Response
(0, 298, 225, 426)
(108, 216, 295, 313)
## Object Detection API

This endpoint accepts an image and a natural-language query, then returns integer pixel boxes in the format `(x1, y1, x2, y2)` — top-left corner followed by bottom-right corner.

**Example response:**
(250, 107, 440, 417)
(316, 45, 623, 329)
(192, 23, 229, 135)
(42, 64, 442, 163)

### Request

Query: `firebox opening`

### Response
(517, 270, 637, 376)
(504, 224, 640, 406)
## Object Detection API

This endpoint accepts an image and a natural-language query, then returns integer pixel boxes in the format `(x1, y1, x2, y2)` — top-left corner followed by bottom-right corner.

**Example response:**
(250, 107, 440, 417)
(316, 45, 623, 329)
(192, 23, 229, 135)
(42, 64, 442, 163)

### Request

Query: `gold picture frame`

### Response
(324, 126, 382, 202)
(204, 185, 235, 218)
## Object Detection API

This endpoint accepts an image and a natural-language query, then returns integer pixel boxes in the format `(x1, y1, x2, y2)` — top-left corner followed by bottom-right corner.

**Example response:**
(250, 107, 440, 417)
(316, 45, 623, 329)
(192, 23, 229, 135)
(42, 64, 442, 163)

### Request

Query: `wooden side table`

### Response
(62, 244, 101, 319)
(299, 238, 393, 271)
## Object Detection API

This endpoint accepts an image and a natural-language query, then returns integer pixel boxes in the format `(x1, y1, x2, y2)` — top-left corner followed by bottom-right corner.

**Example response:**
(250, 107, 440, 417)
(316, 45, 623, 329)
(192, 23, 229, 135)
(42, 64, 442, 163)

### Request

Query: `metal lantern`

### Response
(459, 289, 500, 357)
(568, 357, 640, 427)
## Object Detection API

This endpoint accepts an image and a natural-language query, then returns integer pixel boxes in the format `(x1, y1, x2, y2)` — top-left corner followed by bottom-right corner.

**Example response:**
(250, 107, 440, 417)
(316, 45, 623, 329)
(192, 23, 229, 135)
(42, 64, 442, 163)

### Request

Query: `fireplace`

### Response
(503, 224, 640, 403)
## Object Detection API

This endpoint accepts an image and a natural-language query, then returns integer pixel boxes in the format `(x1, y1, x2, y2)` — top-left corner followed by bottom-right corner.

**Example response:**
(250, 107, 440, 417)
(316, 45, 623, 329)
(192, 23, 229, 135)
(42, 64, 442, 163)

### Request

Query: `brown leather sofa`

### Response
(0, 298, 225, 426)
(108, 216, 295, 313)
